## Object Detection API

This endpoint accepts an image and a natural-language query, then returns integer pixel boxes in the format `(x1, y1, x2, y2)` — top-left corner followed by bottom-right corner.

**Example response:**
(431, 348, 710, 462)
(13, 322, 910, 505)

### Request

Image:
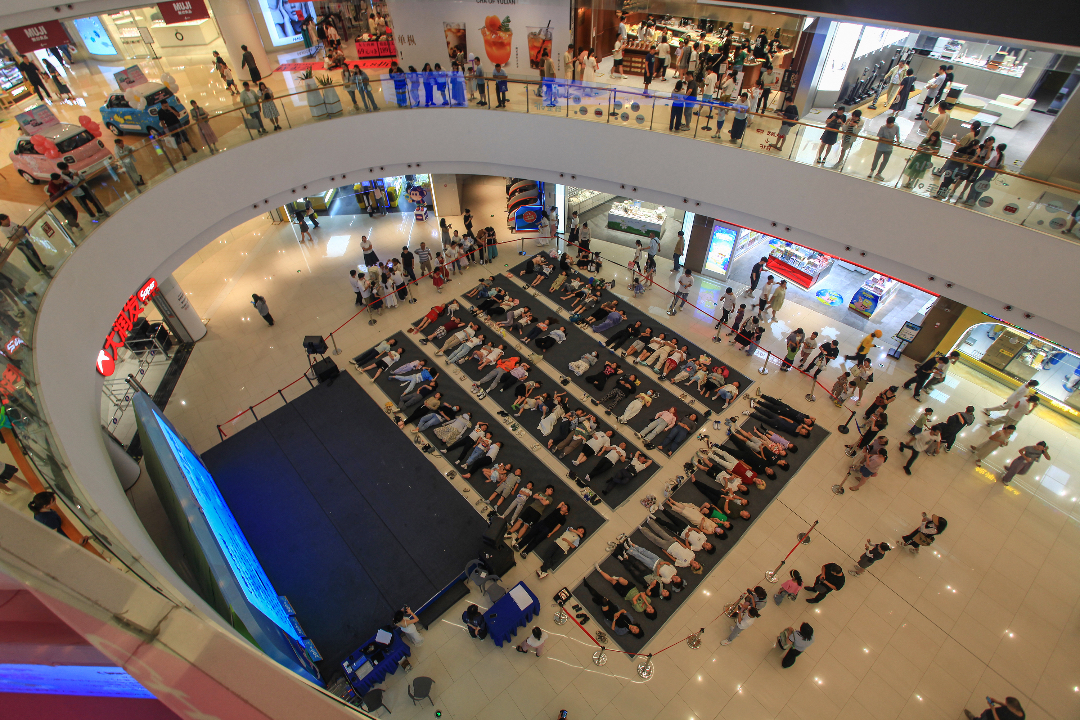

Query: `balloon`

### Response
(44, 147, 61, 160)
(160, 72, 179, 93)
(77, 115, 102, 138)
(30, 135, 59, 158)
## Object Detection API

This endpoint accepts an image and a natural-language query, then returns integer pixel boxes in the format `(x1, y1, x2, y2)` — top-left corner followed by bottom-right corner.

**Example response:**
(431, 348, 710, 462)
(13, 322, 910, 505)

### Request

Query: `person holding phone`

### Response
(963, 696, 1025, 720)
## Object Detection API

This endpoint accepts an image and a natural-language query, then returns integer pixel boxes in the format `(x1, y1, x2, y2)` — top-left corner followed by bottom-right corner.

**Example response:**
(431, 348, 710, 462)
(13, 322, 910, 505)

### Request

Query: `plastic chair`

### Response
(362, 689, 391, 715)
(408, 677, 435, 707)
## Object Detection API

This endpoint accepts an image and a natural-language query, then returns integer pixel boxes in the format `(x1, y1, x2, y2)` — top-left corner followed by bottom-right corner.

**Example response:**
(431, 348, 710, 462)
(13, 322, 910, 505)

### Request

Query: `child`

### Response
(632, 276, 645, 297)
(220, 64, 238, 95)
(908, 407, 933, 436)
(549, 271, 569, 293)
(830, 372, 851, 406)
(773, 570, 803, 605)
(644, 262, 656, 288)
(850, 540, 891, 576)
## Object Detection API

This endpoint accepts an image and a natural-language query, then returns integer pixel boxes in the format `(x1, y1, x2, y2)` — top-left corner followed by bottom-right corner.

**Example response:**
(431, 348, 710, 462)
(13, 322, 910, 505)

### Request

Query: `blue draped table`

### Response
(484, 581, 541, 647)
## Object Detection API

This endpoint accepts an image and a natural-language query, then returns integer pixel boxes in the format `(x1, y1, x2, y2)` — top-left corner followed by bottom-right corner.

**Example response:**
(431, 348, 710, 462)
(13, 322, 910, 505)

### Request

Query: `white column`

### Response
(208, 0, 270, 80)
(155, 274, 207, 342)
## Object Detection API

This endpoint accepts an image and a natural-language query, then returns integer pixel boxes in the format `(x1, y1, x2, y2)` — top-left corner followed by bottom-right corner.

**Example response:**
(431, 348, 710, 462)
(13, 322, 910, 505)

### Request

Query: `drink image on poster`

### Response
(444, 22, 467, 61)
(527, 24, 553, 69)
(481, 15, 512, 65)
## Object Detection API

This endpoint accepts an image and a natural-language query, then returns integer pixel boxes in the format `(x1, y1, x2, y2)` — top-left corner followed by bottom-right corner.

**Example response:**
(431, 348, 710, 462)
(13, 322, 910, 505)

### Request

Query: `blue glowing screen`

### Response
(0, 664, 154, 698)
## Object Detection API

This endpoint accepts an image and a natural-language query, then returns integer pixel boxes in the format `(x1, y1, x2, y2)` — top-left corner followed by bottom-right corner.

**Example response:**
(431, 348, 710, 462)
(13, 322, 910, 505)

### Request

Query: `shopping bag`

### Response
(163, 135, 178, 149)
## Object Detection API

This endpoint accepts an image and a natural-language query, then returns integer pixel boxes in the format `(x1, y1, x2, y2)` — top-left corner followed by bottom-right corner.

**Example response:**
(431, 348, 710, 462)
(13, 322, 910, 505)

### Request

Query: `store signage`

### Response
(3, 337, 25, 355)
(0, 364, 24, 401)
(157, 0, 210, 24)
(96, 278, 158, 377)
(354, 39, 397, 59)
(114, 66, 148, 90)
(14, 105, 60, 136)
(5, 20, 69, 54)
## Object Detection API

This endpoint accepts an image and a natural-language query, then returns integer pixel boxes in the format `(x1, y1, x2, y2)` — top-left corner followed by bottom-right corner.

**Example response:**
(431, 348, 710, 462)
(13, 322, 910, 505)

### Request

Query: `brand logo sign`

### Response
(96, 278, 158, 377)
(7, 20, 68, 54)
(156, 0, 210, 24)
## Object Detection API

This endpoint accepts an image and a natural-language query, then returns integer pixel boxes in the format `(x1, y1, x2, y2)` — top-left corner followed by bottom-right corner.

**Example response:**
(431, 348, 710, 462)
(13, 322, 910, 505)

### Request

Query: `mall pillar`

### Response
(208, 0, 271, 80)
(432, 175, 462, 217)
(153, 275, 207, 344)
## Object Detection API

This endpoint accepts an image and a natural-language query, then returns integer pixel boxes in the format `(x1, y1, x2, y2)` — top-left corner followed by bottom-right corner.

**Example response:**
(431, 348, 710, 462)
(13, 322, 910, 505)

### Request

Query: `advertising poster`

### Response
(704, 221, 738, 276)
(114, 65, 148, 90)
(527, 24, 552, 69)
(443, 21, 467, 60)
(257, 0, 317, 47)
(73, 17, 118, 56)
(14, 105, 60, 135)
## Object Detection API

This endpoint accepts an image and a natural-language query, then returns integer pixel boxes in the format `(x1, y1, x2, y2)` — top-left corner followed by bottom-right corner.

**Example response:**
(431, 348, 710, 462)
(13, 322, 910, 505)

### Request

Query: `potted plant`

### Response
(298, 69, 326, 118)
(317, 74, 342, 116)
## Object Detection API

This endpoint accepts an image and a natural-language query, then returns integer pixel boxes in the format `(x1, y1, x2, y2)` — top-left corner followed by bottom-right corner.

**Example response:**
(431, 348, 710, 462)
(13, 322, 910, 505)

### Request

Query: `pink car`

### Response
(10, 123, 112, 184)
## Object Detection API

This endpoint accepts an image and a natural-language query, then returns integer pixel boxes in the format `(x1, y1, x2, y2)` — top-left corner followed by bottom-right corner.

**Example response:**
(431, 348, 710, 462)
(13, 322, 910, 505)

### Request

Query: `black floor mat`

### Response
(365, 330, 606, 571)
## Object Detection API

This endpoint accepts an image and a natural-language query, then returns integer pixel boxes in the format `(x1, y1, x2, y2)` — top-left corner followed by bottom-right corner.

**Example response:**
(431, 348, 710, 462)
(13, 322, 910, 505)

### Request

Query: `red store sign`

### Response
(5, 20, 69, 54)
(96, 278, 158, 377)
(156, 0, 211, 25)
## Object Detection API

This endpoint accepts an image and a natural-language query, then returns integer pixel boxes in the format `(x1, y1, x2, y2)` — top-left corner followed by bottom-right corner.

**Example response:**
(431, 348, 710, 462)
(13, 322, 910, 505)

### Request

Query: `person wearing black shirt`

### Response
(514, 502, 569, 556)
(599, 373, 636, 411)
(850, 540, 890, 576)
(903, 355, 948, 400)
(29, 491, 65, 534)
(806, 340, 839, 377)
(462, 604, 488, 639)
(963, 696, 1025, 720)
(17, 56, 51, 101)
(805, 563, 845, 603)
(744, 257, 767, 297)
(750, 407, 812, 437)
(605, 321, 642, 351)
(772, 101, 800, 152)
(931, 406, 974, 451)
(156, 103, 197, 160)
(400, 246, 416, 282)
(936, 64, 955, 105)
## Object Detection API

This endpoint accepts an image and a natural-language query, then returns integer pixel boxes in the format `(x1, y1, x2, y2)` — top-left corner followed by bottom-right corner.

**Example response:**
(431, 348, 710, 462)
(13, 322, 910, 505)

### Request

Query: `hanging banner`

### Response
(5, 20, 69, 54)
(156, 0, 211, 24)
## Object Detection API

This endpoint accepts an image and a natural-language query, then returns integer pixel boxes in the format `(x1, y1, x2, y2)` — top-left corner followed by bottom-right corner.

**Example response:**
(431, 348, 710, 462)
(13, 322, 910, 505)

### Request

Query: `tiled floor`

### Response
(156, 181, 1080, 720)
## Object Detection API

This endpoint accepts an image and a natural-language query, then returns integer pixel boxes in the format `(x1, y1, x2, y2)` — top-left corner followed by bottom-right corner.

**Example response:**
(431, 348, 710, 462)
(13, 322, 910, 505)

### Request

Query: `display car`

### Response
(10, 123, 112, 184)
(100, 82, 188, 136)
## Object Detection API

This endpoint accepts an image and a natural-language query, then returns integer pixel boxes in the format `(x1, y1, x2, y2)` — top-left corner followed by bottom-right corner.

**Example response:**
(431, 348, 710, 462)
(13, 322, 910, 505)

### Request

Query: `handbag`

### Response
(777, 628, 794, 650)
(912, 531, 934, 546)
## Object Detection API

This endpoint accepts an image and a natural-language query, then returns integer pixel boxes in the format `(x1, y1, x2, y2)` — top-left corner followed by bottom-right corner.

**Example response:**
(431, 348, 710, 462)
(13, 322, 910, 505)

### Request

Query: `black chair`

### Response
(408, 677, 435, 707)
(362, 689, 390, 715)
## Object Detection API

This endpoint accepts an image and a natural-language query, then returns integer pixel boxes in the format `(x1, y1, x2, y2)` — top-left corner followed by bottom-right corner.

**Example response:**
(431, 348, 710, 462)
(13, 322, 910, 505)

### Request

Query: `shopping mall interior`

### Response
(0, 1, 1078, 719)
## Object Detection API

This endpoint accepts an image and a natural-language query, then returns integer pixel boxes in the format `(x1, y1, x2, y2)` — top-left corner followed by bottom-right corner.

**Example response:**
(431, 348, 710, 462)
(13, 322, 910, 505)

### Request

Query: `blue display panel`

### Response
(704, 221, 738, 276)
(72, 17, 117, 56)
(0, 664, 154, 698)
(151, 407, 300, 642)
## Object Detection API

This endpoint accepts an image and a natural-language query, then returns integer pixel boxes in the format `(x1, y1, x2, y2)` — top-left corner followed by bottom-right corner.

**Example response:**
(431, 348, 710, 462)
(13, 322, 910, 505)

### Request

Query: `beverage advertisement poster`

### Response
(257, 0, 317, 47)
(527, 25, 553, 69)
(443, 21, 467, 60)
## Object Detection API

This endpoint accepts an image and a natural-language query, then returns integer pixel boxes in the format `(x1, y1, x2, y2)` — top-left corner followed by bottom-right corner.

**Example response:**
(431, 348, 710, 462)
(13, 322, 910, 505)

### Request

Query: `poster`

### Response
(527, 25, 552, 69)
(114, 65, 148, 90)
(256, 0, 317, 47)
(72, 17, 118, 56)
(14, 105, 60, 135)
(443, 21, 467, 60)
(704, 221, 737, 276)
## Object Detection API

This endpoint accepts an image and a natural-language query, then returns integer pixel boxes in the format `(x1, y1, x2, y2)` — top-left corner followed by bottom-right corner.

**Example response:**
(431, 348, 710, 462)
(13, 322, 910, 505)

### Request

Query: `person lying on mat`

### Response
(398, 392, 443, 428)
(694, 454, 749, 494)
(613, 551, 674, 601)
(359, 348, 402, 380)
(657, 413, 698, 456)
(722, 438, 782, 479)
(506, 484, 554, 537)
(461, 440, 503, 477)
(751, 394, 816, 427)
(399, 382, 440, 415)
(728, 434, 790, 471)
(513, 502, 569, 556)
(485, 464, 521, 507)
(592, 565, 661, 616)
(473, 289, 509, 315)
(639, 517, 704, 574)
(535, 525, 586, 579)
(570, 430, 615, 467)
(615, 539, 684, 590)
(518, 252, 547, 277)
(582, 577, 651, 633)
(747, 425, 799, 455)
(602, 451, 653, 495)
(350, 338, 398, 368)
(650, 508, 716, 554)
(465, 276, 496, 298)
(749, 407, 812, 437)
(685, 477, 748, 524)
(533, 326, 567, 352)
(577, 441, 627, 482)
(665, 497, 725, 537)
(419, 317, 466, 345)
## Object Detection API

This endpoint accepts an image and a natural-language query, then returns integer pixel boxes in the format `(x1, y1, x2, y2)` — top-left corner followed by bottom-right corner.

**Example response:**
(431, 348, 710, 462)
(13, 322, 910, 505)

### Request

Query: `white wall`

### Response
(34, 107, 1080, 617)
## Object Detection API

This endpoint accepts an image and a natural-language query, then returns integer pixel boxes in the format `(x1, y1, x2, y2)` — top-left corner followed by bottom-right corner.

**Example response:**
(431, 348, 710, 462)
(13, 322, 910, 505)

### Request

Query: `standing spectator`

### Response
(898, 427, 940, 475)
(794, 331, 819, 370)
(778, 623, 814, 668)
(772, 569, 803, 605)
(728, 92, 750, 142)
(849, 540, 891, 576)
(355, 67, 378, 111)
(472, 57, 487, 106)
(903, 131, 942, 189)
(963, 696, 1025, 720)
(46, 173, 83, 230)
(833, 446, 886, 494)
(969, 425, 1013, 468)
(395, 607, 423, 646)
(815, 108, 844, 164)
(349, 269, 364, 305)
(899, 511, 946, 552)
(17, 56, 51, 102)
(462, 604, 488, 639)
(1000, 442, 1051, 485)
(416, 242, 433, 277)
(669, 269, 694, 314)
(239, 82, 267, 136)
(868, 116, 900, 179)
(833, 108, 863, 167)
(492, 63, 508, 107)
(720, 604, 758, 645)
(781, 327, 803, 371)
(56, 162, 108, 219)
(916, 66, 946, 120)
(669, 80, 686, 131)
(804, 563, 845, 603)
(189, 100, 219, 153)
(771, 100, 799, 152)
(930, 405, 975, 452)
(515, 626, 548, 656)
(361, 235, 379, 266)
(745, 256, 767, 297)
(672, 231, 685, 272)
(769, 279, 787, 320)
(240, 45, 261, 83)
(647, 232, 661, 269)
(987, 395, 1038, 429)
(903, 354, 949, 400)
(400, 246, 416, 282)
(541, 49, 556, 106)
(1, 214, 51, 276)
(258, 82, 281, 131)
(251, 293, 273, 325)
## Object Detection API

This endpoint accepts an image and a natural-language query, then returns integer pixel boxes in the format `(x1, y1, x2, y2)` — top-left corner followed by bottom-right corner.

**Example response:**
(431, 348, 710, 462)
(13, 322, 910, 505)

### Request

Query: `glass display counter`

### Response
(849, 273, 899, 317)
(764, 242, 834, 289)
(567, 187, 614, 215)
(304, 188, 337, 211)
(607, 200, 666, 237)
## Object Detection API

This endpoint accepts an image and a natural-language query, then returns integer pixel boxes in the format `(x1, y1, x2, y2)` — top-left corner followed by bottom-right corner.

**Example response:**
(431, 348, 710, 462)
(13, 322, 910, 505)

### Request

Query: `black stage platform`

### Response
(202, 373, 487, 669)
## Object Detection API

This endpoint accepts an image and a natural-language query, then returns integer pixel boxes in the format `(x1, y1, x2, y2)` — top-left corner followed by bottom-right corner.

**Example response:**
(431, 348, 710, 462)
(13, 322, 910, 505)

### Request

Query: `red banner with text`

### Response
(156, 0, 211, 25)
(5, 20, 69, 54)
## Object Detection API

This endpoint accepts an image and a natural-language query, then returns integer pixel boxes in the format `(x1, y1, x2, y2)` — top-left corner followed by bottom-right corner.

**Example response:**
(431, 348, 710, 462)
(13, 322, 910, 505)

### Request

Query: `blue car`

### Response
(100, 82, 188, 136)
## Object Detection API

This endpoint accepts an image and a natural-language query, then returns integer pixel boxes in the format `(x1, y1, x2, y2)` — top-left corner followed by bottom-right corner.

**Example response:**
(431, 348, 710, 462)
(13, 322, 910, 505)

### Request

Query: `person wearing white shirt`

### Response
(669, 268, 694, 314)
(700, 69, 718, 121)
(656, 37, 670, 81)
(516, 626, 549, 656)
(640, 518, 703, 572)
(984, 380, 1039, 415)
(721, 605, 758, 645)
(348, 269, 364, 304)
(612, 38, 625, 78)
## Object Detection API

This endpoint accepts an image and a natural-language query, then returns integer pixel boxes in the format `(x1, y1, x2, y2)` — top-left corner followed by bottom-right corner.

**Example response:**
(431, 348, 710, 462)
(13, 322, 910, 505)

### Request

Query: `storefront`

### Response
(284, 174, 433, 219)
(950, 319, 1080, 419)
(60, 3, 222, 60)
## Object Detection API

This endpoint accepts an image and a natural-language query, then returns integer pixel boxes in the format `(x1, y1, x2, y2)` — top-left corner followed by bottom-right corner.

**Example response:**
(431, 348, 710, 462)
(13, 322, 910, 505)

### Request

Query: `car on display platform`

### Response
(10, 123, 112, 184)
(99, 81, 188, 136)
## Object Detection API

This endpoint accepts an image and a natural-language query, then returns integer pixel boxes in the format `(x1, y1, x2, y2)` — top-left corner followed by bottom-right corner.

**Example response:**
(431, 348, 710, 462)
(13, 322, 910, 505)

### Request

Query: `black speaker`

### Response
(481, 515, 508, 547)
(312, 357, 339, 384)
(304, 335, 329, 355)
(479, 542, 516, 576)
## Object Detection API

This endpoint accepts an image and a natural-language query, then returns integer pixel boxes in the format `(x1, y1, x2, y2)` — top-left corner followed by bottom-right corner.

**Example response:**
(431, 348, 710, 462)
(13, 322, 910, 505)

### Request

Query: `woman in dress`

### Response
(815, 109, 844, 164)
(407, 65, 421, 107)
(433, 412, 472, 444)
(258, 82, 281, 131)
(362, 236, 379, 266)
(769, 279, 787, 320)
(433, 63, 449, 105)
(903, 131, 942, 188)
(187, 99, 218, 153)
(421, 63, 436, 106)
(395, 607, 423, 646)
(889, 68, 916, 112)
(582, 48, 598, 90)
(451, 65, 467, 106)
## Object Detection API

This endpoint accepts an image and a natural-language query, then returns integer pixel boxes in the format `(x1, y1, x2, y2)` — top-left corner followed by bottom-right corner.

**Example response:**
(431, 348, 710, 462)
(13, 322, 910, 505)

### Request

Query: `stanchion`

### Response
(367, 304, 378, 326)
(216, 425, 226, 441)
(592, 648, 608, 666)
(757, 350, 771, 376)
(805, 371, 818, 403)
(765, 520, 818, 582)
(328, 332, 342, 356)
(277, 389, 287, 404)
(553, 607, 568, 625)
(837, 408, 856, 434)
(686, 628, 704, 649)
(636, 653, 654, 680)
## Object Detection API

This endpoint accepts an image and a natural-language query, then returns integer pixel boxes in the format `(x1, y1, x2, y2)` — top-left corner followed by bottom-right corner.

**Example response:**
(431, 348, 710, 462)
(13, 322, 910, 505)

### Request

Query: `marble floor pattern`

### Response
(149, 181, 1080, 720)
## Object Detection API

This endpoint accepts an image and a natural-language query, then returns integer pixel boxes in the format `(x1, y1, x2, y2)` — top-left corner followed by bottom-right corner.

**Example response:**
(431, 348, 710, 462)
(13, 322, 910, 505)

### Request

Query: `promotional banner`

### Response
(15, 105, 60, 135)
(114, 65, 148, 90)
(256, 0, 317, 47)
(5, 20, 68, 54)
(157, 0, 211, 24)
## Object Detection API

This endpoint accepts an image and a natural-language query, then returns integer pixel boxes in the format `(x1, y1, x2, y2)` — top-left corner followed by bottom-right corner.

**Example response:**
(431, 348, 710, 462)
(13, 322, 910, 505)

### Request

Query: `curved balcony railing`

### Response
(3, 69, 1079, 610)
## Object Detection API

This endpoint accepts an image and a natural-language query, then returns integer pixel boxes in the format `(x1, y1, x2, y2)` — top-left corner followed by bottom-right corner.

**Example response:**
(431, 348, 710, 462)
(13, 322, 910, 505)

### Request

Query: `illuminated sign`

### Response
(157, 0, 211, 24)
(96, 278, 158, 377)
